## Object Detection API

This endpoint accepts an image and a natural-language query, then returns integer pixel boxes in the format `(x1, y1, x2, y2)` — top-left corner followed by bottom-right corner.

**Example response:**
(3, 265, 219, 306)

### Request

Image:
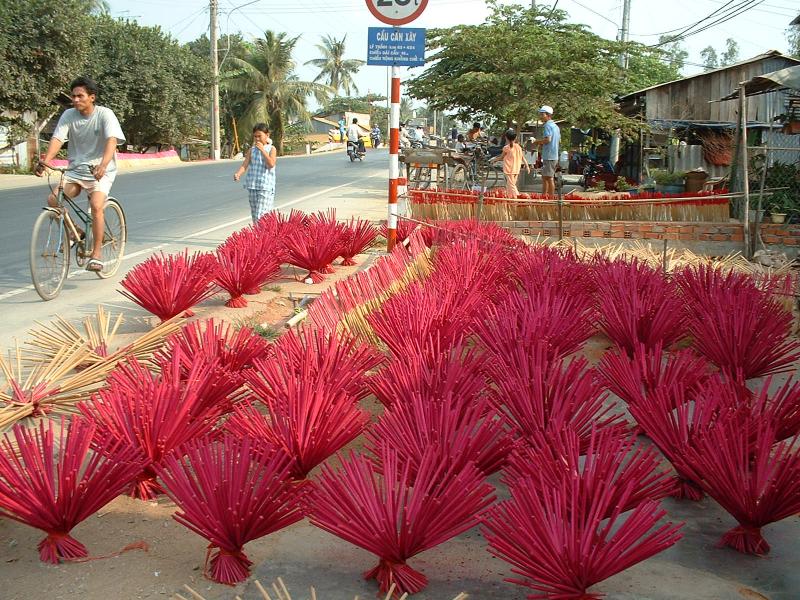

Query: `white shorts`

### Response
(64, 173, 116, 196)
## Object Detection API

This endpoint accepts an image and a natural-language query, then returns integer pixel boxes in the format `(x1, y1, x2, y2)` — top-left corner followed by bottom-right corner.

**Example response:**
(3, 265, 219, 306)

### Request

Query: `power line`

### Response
(651, 0, 766, 46)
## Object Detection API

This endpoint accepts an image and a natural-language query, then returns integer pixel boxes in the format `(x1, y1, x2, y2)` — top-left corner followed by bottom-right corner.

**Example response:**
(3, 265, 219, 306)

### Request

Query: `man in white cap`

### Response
(532, 105, 560, 196)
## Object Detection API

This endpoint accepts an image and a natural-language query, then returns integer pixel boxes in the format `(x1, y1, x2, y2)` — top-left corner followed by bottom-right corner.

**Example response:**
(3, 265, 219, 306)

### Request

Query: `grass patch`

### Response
(233, 315, 283, 341)
(252, 323, 282, 341)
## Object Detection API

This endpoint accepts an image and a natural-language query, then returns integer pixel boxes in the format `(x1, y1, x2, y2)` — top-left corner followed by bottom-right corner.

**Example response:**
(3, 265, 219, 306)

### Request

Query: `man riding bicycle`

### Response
(36, 76, 125, 272)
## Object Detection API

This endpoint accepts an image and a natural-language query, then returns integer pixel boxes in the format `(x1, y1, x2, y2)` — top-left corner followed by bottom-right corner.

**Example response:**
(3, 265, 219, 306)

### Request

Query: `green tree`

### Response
(700, 46, 719, 71)
(305, 35, 365, 96)
(188, 32, 253, 151)
(90, 0, 109, 14)
(400, 97, 414, 124)
(85, 15, 212, 146)
(407, 4, 671, 136)
(0, 0, 92, 141)
(720, 38, 739, 66)
(657, 35, 688, 72)
(789, 25, 800, 58)
(319, 94, 388, 132)
(225, 31, 331, 154)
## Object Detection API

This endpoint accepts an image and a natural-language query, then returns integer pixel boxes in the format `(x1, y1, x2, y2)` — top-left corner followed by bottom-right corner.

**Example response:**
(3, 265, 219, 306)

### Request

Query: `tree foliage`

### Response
(721, 38, 740, 67)
(406, 4, 679, 136)
(700, 46, 719, 71)
(224, 31, 331, 154)
(0, 0, 92, 138)
(85, 16, 211, 147)
(305, 35, 365, 96)
(789, 26, 800, 59)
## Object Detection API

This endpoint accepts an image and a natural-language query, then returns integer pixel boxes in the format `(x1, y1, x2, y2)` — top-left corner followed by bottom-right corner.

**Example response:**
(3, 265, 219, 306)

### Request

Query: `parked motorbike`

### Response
(347, 140, 366, 162)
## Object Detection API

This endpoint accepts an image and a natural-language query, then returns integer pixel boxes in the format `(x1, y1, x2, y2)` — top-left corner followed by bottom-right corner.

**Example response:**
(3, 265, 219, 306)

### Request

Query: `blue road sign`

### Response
(367, 27, 425, 67)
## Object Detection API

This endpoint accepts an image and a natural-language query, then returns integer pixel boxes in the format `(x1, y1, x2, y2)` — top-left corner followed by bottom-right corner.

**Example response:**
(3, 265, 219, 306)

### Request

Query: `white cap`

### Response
(538, 105, 554, 115)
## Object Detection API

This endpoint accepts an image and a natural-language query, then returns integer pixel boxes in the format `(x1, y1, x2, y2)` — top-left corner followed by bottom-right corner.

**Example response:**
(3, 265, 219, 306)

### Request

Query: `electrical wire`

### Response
(651, 0, 766, 47)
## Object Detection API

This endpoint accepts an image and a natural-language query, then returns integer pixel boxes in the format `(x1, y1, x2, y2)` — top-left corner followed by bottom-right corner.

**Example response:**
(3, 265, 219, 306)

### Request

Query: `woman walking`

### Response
(234, 123, 277, 223)
(494, 130, 530, 198)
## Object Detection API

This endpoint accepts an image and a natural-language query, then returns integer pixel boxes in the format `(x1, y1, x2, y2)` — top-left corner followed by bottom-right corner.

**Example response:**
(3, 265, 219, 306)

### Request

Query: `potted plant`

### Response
(615, 177, 631, 192)
(769, 207, 787, 224)
(652, 169, 686, 194)
(768, 190, 795, 224)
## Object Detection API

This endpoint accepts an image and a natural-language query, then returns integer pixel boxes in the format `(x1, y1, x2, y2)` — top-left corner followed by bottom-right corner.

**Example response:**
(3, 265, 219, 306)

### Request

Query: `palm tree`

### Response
(305, 35, 365, 96)
(224, 31, 330, 154)
(89, 0, 110, 14)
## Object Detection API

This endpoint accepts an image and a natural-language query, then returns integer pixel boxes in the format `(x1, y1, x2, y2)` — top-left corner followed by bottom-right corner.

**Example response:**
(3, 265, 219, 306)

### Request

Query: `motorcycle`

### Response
(347, 139, 366, 162)
(370, 132, 381, 148)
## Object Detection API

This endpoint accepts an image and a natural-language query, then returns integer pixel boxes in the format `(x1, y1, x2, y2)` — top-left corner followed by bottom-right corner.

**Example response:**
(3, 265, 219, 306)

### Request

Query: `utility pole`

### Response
(618, 0, 631, 69)
(611, 0, 631, 169)
(210, 0, 221, 160)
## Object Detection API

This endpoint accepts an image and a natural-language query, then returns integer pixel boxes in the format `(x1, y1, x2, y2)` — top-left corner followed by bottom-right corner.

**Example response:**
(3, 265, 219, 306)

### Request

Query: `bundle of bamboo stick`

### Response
(0, 314, 186, 431)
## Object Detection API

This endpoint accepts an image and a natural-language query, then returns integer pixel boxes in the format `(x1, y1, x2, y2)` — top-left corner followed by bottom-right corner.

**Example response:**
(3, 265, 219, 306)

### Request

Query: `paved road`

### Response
(0, 149, 389, 349)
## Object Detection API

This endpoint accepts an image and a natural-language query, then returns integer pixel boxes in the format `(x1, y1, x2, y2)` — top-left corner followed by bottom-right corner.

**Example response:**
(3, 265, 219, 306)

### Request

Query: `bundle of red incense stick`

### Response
(119, 250, 218, 321)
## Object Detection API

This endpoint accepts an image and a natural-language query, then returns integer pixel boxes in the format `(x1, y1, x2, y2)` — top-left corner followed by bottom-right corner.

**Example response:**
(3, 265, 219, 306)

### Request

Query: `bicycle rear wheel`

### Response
(94, 198, 127, 278)
(30, 209, 70, 301)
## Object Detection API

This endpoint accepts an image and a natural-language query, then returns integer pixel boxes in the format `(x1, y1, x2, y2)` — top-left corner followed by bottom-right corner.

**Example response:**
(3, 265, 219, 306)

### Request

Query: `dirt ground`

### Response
(0, 251, 799, 600)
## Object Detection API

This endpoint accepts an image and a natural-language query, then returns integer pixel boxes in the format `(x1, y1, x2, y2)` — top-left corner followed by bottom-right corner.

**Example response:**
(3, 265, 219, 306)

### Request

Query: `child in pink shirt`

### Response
(495, 130, 530, 198)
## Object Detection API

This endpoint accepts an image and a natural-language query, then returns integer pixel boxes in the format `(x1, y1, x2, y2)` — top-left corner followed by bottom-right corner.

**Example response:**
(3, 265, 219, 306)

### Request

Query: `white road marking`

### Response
(0, 175, 384, 302)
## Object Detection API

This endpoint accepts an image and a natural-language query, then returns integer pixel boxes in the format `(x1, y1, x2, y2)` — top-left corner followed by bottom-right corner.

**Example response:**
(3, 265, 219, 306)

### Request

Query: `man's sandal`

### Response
(86, 258, 103, 272)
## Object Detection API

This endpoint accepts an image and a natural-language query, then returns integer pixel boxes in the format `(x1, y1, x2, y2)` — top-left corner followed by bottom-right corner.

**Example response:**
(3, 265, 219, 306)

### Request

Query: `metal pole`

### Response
(740, 85, 750, 258)
(619, 0, 631, 69)
(388, 63, 401, 251)
(210, 0, 221, 160)
(557, 172, 564, 240)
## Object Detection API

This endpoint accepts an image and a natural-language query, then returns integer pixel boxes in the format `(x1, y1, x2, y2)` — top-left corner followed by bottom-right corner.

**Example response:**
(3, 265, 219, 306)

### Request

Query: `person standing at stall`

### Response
(533, 105, 560, 197)
(492, 130, 530, 199)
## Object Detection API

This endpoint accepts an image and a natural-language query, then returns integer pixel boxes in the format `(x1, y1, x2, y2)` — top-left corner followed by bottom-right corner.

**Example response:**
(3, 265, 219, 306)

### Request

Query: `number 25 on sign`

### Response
(366, 0, 428, 26)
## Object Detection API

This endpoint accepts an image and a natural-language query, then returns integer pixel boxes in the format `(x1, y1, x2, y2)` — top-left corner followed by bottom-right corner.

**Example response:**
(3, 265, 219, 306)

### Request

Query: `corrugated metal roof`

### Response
(618, 50, 800, 100)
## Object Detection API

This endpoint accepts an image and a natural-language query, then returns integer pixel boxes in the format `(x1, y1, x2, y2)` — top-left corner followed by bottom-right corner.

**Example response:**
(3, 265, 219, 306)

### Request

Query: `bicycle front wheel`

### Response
(30, 209, 70, 301)
(95, 198, 127, 279)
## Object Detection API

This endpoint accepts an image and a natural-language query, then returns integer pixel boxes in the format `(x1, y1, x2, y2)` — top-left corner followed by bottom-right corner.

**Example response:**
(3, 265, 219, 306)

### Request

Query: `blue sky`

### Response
(107, 0, 799, 107)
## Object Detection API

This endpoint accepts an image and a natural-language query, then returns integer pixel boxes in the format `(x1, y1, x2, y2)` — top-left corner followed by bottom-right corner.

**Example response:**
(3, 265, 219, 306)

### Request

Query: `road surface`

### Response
(0, 149, 389, 349)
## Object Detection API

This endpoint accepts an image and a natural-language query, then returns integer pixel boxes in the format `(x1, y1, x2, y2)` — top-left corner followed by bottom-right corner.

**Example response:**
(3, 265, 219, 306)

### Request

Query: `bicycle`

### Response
(29, 164, 127, 301)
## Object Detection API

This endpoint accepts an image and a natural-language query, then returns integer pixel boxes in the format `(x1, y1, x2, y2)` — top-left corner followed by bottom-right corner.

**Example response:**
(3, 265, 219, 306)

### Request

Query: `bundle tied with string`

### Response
(0, 416, 143, 563)
(597, 342, 710, 438)
(80, 349, 237, 500)
(482, 426, 683, 600)
(156, 435, 304, 584)
(681, 394, 800, 555)
(593, 258, 687, 355)
(305, 448, 495, 597)
(367, 338, 489, 409)
(485, 340, 627, 452)
(214, 227, 282, 307)
(284, 209, 346, 283)
(229, 327, 383, 479)
(366, 386, 513, 479)
(155, 318, 272, 384)
(119, 249, 218, 321)
(366, 238, 510, 356)
(676, 264, 800, 379)
(339, 217, 378, 266)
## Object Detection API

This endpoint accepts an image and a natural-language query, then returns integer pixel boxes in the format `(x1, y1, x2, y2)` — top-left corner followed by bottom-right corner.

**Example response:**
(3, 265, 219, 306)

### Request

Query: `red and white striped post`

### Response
(387, 65, 401, 251)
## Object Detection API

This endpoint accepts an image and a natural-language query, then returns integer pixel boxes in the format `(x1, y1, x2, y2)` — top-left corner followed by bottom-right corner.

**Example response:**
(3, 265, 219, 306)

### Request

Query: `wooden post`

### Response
(739, 85, 751, 259)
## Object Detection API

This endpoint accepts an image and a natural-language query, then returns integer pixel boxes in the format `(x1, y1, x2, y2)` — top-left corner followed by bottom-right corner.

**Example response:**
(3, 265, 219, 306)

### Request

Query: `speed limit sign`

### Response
(365, 0, 428, 26)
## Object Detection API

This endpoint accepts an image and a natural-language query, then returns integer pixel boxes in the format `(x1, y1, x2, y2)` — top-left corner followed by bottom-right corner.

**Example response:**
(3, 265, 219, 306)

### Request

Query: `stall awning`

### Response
(718, 64, 800, 101)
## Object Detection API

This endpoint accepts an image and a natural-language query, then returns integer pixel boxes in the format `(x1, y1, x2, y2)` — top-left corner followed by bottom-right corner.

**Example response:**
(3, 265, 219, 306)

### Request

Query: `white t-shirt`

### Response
(346, 124, 361, 142)
(52, 106, 126, 180)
